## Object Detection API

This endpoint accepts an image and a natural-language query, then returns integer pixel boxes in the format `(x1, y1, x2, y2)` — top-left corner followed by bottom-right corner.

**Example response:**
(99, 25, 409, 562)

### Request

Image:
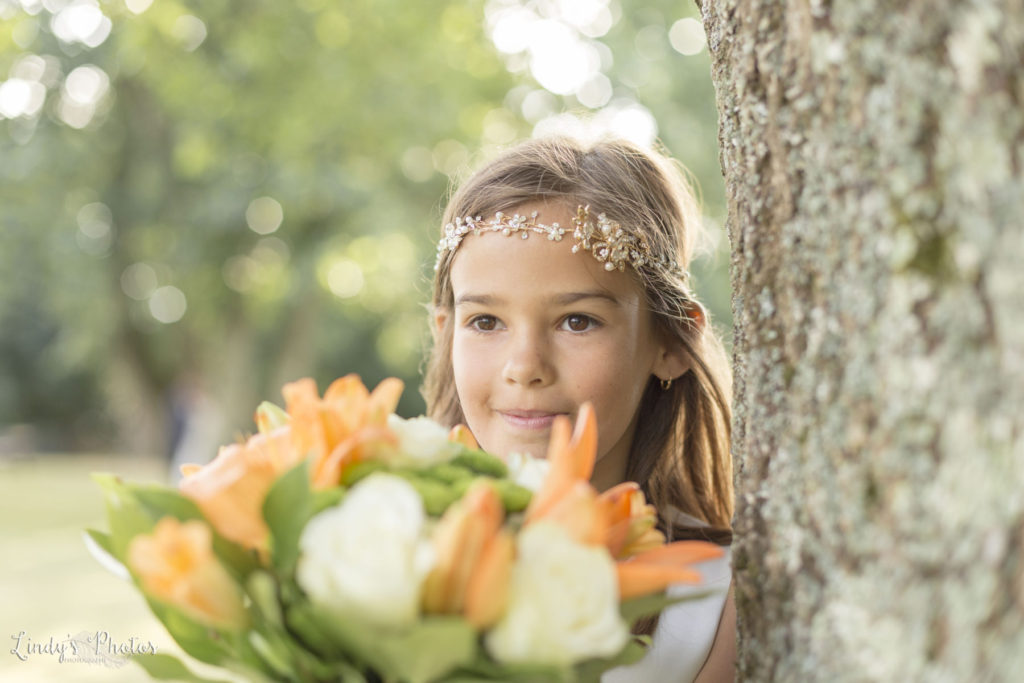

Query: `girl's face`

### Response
(445, 201, 680, 490)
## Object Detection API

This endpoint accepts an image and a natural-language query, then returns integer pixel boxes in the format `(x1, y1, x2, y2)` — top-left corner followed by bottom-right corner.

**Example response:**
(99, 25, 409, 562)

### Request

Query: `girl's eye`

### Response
(562, 314, 597, 332)
(470, 315, 499, 332)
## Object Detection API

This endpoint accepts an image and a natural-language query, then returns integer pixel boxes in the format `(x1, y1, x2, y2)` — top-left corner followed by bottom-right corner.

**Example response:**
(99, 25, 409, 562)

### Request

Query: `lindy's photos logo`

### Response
(9, 630, 158, 667)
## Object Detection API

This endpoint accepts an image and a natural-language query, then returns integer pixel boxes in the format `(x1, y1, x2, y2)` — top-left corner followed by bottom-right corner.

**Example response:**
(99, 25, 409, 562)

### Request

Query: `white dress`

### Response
(602, 513, 732, 683)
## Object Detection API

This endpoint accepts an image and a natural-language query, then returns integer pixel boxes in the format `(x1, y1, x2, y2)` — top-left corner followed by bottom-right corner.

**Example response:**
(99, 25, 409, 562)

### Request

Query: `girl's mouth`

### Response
(498, 410, 568, 430)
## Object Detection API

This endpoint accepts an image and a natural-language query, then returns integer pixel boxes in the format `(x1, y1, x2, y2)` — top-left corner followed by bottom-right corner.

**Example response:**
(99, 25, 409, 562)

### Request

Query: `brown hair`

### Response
(423, 136, 733, 544)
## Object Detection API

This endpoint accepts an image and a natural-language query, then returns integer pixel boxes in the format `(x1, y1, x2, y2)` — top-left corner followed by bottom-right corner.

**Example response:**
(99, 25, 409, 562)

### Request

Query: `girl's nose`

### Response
(501, 332, 555, 387)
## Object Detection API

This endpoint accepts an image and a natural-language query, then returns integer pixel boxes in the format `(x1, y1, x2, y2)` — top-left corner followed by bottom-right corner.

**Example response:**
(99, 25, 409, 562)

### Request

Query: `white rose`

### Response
(485, 522, 629, 666)
(296, 473, 434, 629)
(385, 414, 458, 467)
(504, 451, 551, 492)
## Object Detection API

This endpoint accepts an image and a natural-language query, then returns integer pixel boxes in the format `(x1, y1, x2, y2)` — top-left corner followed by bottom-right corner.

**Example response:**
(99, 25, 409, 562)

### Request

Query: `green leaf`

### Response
(106, 474, 259, 583)
(262, 460, 313, 574)
(285, 602, 347, 661)
(312, 486, 347, 514)
(129, 483, 205, 521)
(445, 653, 568, 682)
(92, 473, 157, 561)
(417, 462, 475, 485)
(393, 471, 460, 515)
(491, 479, 532, 513)
(290, 603, 477, 683)
(338, 459, 387, 487)
(619, 588, 720, 626)
(247, 630, 296, 679)
(83, 528, 127, 578)
(211, 535, 263, 585)
(451, 451, 508, 478)
(247, 570, 284, 629)
(130, 653, 235, 683)
(83, 527, 116, 558)
(574, 639, 648, 680)
(144, 598, 236, 665)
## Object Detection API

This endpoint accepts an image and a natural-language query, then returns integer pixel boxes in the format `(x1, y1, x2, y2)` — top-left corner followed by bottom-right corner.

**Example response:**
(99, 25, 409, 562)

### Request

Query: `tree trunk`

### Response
(702, 1, 1024, 679)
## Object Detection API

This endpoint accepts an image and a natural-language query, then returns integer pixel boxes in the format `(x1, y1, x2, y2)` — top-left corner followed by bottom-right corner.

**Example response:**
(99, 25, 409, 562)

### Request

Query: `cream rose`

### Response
(485, 522, 629, 665)
(385, 414, 459, 467)
(296, 473, 434, 629)
(504, 451, 551, 492)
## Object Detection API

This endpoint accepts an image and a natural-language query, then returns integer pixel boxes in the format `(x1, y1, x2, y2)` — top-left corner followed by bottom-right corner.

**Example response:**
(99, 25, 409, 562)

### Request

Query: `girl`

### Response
(423, 136, 735, 681)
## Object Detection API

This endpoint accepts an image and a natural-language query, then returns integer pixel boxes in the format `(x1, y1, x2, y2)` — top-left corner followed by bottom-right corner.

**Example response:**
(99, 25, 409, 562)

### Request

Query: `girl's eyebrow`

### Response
(454, 291, 621, 307)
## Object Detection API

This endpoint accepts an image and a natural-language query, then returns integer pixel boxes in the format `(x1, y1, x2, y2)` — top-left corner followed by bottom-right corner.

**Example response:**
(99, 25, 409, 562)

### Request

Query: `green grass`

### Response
(0, 454, 241, 682)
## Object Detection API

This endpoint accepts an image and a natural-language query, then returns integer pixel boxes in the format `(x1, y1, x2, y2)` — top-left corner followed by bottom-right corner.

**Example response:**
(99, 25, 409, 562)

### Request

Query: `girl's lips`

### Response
(498, 410, 568, 430)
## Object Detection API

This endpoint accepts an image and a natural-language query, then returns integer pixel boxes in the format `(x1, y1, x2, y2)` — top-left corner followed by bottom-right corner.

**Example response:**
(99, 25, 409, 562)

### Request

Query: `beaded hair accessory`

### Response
(435, 205, 688, 280)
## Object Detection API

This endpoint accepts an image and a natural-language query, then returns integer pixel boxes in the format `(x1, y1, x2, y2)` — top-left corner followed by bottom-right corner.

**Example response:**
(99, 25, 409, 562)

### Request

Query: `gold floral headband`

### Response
(435, 205, 687, 280)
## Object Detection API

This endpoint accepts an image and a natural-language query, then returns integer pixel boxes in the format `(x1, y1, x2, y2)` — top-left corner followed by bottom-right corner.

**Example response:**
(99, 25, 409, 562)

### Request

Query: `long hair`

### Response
(423, 136, 733, 544)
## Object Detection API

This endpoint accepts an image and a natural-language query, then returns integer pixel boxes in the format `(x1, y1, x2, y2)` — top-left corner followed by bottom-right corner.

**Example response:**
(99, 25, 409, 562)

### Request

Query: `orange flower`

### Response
(127, 517, 248, 629)
(524, 403, 598, 527)
(422, 481, 512, 628)
(464, 530, 514, 629)
(521, 403, 724, 601)
(615, 541, 724, 600)
(179, 425, 301, 552)
(448, 424, 479, 450)
(598, 482, 665, 559)
(283, 375, 403, 488)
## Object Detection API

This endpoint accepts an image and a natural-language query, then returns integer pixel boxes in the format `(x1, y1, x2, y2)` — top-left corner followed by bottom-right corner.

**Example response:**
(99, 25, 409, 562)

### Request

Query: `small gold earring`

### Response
(660, 377, 673, 391)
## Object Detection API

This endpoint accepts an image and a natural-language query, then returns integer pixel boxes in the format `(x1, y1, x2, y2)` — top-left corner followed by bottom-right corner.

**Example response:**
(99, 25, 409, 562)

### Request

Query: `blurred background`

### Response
(0, 0, 727, 679)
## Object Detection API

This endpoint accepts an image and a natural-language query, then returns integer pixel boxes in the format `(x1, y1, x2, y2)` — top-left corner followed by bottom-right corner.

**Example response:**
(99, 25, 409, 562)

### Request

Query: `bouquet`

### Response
(88, 375, 723, 683)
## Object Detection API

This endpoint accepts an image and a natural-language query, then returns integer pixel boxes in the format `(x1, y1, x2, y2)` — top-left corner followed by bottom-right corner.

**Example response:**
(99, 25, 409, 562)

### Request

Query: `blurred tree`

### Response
(0, 0, 728, 463)
(1, 0, 516, 458)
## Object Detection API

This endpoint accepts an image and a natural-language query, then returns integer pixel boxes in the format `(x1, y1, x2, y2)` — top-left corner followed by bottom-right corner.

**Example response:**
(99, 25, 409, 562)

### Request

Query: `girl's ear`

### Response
(653, 341, 692, 382)
(653, 305, 705, 381)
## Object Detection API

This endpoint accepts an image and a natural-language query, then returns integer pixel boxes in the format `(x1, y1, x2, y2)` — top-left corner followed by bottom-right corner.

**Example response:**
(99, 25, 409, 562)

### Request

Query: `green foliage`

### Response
(0, 0, 515, 448)
(130, 653, 237, 683)
(0, 0, 729, 453)
(288, 603, 478, 683)
(619, 588, 718, 625)
(451, 450, 509, 478)
(262, 460, 313, 574)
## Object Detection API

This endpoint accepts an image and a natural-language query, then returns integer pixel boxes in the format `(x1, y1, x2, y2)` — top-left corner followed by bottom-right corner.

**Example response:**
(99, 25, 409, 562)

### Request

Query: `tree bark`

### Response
(703, 1, 1024, 679)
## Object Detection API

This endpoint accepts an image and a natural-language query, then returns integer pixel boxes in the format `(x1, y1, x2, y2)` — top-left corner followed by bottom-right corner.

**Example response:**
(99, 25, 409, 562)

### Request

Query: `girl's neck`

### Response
(590, 446, 628, 492)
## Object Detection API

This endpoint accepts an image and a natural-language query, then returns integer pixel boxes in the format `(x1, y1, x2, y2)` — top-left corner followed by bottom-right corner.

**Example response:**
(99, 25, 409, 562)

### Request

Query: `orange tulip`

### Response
(464, 530, 514, 629)
(615, 541, 724, 600)
(283, 375, 403, 488)
(422, 481, 509, 624)
(448, 424, 479, 450)
(524, 403, 597, 526)
(521, 404, 723, 602)
(599, 482, 665, 559)
(533, 480, 608, 547)
(179, 425, 301, 553)
(127, 517, 248, 629)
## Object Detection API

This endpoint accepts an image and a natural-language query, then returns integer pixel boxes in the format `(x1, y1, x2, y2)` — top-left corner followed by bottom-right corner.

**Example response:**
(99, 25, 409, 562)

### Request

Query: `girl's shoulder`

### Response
(603, 508, 732, 683)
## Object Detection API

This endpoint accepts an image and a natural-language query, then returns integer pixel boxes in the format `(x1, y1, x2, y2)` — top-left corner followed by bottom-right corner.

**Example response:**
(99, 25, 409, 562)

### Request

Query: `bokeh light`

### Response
(50, 0, 111, 48)
(245, 197, 284, 235)
(148, 286, 187, 323)
(669, 18, 707, 56)
(172, 15, 207, 52)
(0, 78, 44, 118)
(326, 259, 365, 299)
(400, 146, 435, 183)
(121, 262, 159, 301)
(125, 0, 154, 15)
